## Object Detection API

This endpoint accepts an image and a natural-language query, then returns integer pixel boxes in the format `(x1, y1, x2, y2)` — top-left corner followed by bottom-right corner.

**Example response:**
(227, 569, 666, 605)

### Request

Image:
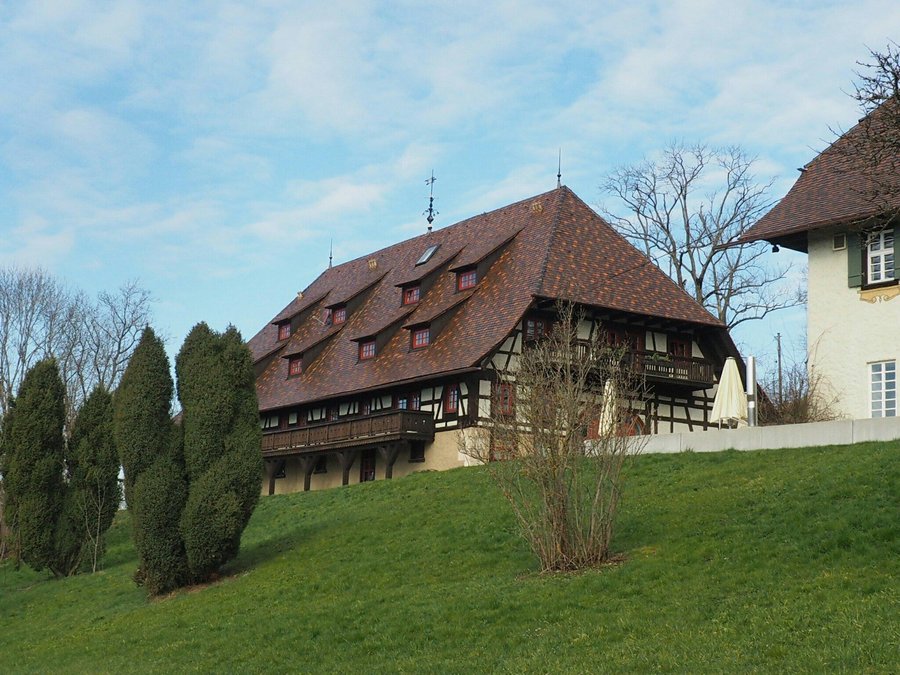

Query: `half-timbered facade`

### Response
(248, 187, 741, 494)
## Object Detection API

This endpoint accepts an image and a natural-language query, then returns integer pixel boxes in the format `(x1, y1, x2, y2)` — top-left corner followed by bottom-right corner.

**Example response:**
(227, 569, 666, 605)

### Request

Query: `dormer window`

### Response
(416, 243, 440, 266)
(278, 322, 291, 341)
(333, 306, 347, 325)
(359, 340, 376, 360)
(412, 327, 430, 349)
(323, 308, 333, 325)
(457, 268, 477, 291)
(288, 357, 302, 376)
(402, 286, 420, 305)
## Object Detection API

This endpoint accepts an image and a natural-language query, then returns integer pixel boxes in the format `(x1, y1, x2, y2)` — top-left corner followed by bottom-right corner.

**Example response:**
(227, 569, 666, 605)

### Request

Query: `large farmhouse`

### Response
(248, 187, 741, 494)
(740, 106, 899, 420)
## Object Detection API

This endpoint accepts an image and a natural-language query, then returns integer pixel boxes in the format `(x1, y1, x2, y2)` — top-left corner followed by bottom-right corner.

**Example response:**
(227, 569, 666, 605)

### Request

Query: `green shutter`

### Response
(847, 232, 862, 288)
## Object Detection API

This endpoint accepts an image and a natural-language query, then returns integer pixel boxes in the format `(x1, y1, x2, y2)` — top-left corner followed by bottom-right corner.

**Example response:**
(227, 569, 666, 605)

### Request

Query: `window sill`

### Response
(859, 282, 900, 304)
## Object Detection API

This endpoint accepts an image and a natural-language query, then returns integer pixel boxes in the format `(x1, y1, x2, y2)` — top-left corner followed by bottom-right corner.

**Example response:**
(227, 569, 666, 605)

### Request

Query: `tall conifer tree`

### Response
(176, 323, 262, 580)
(113, 328, 189, 593)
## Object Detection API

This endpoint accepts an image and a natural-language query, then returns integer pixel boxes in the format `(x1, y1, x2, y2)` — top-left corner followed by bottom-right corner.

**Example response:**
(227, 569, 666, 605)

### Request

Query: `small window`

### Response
(409, 443, 425, 462)
(524, 318, 547, 342)
(833, 233, 847, 251)
(457, 269, 477, 291)
(360, 400, 371, 415)
(409, 392, 421, 411)
(333, 306, 347, 325)
(359, 340, 376, 360)
(313, 455, 328, 474)
(396, 394, 408, 410)
(412, 327, 430, 349)
(261, 415, 280, 430)
(278, 322, 291, 341)
(667, 337, 691, 359)
(323, 308, 333, 325)
(416, 244, 440, 266)
(871, 360, 897, 418)
(288, 357, 302, 376)
(866, 229, 895, 284)
(403, 286, 420, 305)
(288, 412, 299, 425)
(327, 407, 339, 422)
(496, 382, 515, 416)
(444, 385, 459, 414)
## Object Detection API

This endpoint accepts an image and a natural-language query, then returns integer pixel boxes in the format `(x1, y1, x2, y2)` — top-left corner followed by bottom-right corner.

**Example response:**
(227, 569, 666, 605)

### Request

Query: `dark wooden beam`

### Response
(264, 459, 282, 496)
(377, 443, 403, 479)
(298, 455, 319, 492)
(338, 449, 359, 486)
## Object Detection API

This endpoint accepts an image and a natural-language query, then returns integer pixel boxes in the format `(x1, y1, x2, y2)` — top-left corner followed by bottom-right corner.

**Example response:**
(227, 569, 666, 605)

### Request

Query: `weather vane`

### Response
(424, 170, 438, 233)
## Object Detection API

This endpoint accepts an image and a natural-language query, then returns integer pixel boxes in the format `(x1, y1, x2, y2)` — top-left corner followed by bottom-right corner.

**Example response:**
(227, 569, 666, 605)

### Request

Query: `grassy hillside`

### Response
(2, 442, 898, 673)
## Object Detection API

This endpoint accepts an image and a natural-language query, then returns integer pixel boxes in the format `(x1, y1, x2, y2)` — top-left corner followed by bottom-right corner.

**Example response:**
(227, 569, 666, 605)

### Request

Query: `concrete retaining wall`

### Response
(642, 417, 900, 454)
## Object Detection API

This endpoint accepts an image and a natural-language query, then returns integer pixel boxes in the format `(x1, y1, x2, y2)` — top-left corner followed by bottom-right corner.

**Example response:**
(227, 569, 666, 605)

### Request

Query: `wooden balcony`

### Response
(261, 409, 435, 457)
(565, 342, 715, 390)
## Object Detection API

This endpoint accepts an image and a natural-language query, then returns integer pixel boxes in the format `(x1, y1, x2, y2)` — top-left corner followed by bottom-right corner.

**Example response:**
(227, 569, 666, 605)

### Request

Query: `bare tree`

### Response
(602, 143, 805, 330)
(758, 341, 842, 425)
(838, 42, 900, 216)
(0, 268, 152, 428)
(463, 304, 647, 572)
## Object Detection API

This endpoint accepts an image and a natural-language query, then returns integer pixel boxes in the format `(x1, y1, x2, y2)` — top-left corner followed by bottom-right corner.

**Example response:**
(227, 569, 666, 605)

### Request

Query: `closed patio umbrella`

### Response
(710, 357, 748, 428)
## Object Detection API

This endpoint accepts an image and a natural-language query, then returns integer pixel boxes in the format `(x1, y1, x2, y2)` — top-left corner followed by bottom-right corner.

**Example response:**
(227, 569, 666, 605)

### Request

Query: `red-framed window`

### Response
(333, 306, 347, 325)
(524, 317, 547, 342)
(496, 382, 515, 416)
(412, 327, 430, 349)
(609, 327, 644, 352)
(395, 391, 421, 411)
(278, 322, 291, 341)
(359, 340, 376, 360)
(668, 336, 691, 359)
(444, 384, 459, 414)
(457, 269, 477, 291)
(402, 286, 420, 305)
(323, 308, 333, 325)
(288, 356, 302, 376)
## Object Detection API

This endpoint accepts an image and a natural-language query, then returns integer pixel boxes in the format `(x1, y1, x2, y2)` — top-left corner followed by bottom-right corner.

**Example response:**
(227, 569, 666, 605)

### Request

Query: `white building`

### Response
(741, 107, 899, 419)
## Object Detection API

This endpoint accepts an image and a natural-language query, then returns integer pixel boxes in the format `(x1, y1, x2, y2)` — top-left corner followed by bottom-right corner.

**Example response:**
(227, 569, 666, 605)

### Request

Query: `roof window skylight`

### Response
(415, 243, 440, 266)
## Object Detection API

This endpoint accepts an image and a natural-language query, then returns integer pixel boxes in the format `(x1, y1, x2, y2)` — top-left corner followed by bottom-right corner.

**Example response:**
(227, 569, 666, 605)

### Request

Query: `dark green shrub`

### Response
(67, 386, 121, 572)
(0, 359, 76, 575)
(114, 328, 189, 592)
(176, 324, 262, 581)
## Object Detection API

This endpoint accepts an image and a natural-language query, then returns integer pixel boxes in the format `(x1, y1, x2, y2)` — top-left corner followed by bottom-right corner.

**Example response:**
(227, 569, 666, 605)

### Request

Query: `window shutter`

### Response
(847, 232, 862, 288)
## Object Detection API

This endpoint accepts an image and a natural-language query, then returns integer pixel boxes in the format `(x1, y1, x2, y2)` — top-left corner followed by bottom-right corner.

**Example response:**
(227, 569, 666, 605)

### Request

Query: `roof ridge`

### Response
(535, 187, 568, 297)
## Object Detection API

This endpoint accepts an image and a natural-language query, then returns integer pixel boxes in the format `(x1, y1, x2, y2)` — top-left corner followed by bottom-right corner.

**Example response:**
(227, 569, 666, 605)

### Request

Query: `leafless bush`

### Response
(464, 304, 647, 572)
(759, 361, 842, 425)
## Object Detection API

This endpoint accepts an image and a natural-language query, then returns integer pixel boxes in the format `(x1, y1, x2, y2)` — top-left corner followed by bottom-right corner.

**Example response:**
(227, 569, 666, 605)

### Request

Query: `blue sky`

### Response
(2, 1, 899, 374)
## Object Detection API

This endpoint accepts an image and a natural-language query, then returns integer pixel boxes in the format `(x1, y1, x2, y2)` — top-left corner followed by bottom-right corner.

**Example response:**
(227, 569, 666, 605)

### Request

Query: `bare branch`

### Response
(601, 142, 801, 330)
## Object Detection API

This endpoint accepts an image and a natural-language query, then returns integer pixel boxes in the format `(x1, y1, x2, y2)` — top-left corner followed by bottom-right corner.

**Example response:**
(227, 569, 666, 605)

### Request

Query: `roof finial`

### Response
(557, 149, 562, 188)
(424, 170, 438, 233)
(328, 239, 333, 269)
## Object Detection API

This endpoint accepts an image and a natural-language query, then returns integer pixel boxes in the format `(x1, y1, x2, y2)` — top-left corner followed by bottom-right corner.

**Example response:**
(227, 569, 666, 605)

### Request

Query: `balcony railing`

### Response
(564, 341, 715, 389)
(261, 409, 435, 457)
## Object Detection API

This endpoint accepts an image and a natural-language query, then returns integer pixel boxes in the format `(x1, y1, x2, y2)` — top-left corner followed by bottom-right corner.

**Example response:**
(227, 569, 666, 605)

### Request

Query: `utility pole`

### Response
(776, 332, 783, 405)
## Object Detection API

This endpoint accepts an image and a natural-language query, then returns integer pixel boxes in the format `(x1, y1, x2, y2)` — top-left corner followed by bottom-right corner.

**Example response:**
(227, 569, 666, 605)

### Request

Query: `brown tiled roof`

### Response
(248, 187, 725, 412)
(741, 105, 900, 246)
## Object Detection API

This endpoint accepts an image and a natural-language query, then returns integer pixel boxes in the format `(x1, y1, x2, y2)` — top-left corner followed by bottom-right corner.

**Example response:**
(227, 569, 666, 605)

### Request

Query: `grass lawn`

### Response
(1, 442, 898, 673)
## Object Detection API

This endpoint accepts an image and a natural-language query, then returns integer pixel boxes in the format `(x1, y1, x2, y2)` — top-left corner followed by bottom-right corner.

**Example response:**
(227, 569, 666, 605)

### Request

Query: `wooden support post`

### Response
(338, 450, 358, 486)
(298, 455, 318, 492)
(264, 460, 278, 496)
(377, 443, 402, 479)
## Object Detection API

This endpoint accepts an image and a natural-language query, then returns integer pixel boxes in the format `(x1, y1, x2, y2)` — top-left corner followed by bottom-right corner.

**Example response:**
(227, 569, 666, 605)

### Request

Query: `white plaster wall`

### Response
(808, 229, 900, 419)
